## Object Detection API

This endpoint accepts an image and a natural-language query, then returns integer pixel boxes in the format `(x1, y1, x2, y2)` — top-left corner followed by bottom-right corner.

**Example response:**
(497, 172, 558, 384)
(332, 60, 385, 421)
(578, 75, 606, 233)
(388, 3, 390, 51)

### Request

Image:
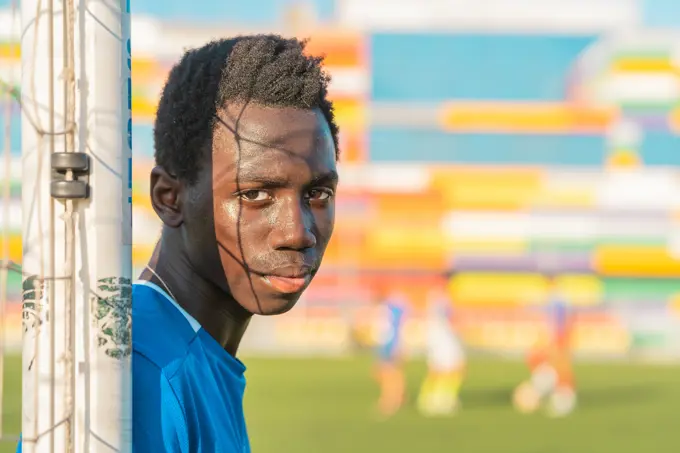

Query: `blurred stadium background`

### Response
(2, 0, 680, 452)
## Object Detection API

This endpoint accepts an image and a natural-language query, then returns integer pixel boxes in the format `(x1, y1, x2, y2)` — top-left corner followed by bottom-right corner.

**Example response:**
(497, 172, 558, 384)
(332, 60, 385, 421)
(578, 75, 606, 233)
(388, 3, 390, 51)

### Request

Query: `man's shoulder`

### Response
(132, 283, 198, 370)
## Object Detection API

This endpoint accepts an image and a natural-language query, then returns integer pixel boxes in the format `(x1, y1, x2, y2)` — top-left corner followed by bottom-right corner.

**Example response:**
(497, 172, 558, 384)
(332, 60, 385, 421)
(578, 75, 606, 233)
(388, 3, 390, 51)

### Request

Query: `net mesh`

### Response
(0, 0, 79, 447)
(3, 1, 133, 449)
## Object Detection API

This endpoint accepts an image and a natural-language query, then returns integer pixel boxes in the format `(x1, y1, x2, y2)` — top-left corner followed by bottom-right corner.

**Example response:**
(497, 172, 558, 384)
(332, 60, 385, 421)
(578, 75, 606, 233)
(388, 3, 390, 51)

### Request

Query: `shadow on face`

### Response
(182, 102, 338, 315)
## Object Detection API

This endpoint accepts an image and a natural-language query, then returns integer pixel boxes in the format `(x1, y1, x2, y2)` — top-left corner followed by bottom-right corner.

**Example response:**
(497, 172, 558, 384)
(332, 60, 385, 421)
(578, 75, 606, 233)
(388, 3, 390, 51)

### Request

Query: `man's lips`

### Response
(261, 274, 311, 294)
(245, 263, 317, 294)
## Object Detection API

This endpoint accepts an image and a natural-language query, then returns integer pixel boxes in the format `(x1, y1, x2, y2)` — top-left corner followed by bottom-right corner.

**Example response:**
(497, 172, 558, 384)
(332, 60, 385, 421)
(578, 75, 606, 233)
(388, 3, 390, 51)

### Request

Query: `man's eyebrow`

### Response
(235, 169, 339, 187)
(310, 170, 339, 185)
(236, 173, 290, 188)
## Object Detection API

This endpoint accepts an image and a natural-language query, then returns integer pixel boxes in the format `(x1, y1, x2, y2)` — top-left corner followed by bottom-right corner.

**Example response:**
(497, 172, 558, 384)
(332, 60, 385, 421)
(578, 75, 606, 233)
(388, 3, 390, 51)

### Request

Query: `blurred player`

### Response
(513, 273, 577, 417)
(417, 277, 466, 416)
(373, 287, 409, 417)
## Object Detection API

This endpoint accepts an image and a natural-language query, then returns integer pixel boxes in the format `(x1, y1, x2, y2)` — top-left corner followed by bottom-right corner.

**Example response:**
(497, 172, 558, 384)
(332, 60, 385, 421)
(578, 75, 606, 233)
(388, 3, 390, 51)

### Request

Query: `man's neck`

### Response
(139, 235, 252, 356)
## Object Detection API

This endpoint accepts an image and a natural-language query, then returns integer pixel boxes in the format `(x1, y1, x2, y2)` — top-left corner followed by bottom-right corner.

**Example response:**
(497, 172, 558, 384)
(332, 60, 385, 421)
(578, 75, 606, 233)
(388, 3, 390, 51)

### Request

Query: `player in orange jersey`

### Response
(513, 273, 577, 417)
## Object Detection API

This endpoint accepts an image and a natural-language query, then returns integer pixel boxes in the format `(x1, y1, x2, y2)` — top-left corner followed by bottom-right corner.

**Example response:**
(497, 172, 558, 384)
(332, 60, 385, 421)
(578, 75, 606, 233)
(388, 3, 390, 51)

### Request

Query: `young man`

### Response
(134, 35, 339, 451)
(18, 34, 339, 453)
(417, 278, 466, 417)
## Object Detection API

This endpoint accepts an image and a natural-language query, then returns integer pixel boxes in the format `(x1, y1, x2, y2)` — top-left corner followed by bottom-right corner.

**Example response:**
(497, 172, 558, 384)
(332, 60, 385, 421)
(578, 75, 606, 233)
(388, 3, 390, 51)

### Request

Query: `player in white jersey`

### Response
(417, 276, 466, 416)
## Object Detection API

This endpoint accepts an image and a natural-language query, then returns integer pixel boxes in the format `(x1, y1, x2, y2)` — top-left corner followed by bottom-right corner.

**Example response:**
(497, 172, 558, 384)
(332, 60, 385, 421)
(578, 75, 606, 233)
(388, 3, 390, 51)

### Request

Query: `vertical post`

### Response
(21, 0, 70, 452)
(21, 0, 132, 451)
(73, 0, 132, 451)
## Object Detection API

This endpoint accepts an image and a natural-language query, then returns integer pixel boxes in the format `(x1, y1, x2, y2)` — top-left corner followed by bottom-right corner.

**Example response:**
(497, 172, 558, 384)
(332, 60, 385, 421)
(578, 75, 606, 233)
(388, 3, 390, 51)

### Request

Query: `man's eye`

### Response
(239, 190, 270, 202)
(308, 189, 332, 201)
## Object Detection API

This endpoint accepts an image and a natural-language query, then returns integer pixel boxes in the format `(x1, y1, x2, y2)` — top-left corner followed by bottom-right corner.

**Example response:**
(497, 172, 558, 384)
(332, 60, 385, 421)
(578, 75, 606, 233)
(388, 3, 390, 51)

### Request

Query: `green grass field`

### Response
(2, 354, 679, 453)
(0, 355, 20, 453)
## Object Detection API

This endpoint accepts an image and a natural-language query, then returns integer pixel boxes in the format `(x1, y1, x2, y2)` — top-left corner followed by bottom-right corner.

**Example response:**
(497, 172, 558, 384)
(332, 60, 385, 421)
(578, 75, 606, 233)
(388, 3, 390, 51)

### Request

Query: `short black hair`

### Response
(153, 34, 339, 185)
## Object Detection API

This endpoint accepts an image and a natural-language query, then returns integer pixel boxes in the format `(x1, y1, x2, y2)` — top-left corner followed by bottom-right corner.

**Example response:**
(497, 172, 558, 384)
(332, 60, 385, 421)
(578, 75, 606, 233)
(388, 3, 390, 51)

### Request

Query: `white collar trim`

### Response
(134, 280, 201, 333)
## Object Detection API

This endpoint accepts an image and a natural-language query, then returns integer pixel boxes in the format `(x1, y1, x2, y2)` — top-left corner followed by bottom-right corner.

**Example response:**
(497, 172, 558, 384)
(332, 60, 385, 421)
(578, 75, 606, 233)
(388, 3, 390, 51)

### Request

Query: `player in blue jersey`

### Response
(373, 287, 409, 417)
(18, 34, 339, 453)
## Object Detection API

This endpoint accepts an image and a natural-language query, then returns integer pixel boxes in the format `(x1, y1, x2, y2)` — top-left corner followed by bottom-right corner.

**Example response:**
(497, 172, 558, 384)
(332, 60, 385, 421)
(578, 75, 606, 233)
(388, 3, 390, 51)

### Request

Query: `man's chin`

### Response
(237, 289, 302, 316)
(256, 296, 300, 316)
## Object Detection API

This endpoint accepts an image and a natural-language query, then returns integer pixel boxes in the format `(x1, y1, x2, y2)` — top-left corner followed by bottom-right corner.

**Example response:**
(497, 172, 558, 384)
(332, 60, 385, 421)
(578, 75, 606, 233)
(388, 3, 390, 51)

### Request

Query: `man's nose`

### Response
(268, 198, 317, 251)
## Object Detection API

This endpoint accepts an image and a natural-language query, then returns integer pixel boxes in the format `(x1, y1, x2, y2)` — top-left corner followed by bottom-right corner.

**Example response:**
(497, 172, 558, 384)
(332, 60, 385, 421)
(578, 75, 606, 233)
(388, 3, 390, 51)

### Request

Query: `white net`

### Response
(2, 1, 133, 451)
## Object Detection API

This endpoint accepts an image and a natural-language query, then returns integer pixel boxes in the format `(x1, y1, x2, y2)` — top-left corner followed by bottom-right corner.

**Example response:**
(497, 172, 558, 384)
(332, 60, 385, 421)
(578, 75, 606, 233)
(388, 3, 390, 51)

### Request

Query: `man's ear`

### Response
(150, 166, 184, 228)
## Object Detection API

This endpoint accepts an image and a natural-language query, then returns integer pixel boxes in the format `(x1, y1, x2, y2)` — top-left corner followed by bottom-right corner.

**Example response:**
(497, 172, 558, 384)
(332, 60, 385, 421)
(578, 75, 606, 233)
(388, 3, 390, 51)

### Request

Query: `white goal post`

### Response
(20, 0, 132, 452)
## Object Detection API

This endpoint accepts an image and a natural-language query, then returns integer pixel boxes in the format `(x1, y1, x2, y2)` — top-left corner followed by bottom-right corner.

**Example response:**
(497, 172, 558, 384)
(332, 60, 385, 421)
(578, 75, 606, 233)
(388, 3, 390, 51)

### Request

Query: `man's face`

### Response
(185, 103, 337, 315)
